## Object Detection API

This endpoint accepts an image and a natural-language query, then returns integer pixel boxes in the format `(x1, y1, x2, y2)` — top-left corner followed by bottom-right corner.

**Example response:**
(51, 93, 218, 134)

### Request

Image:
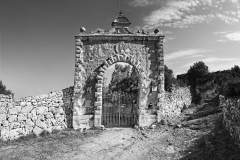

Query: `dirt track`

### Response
(67, 128, 179, 160)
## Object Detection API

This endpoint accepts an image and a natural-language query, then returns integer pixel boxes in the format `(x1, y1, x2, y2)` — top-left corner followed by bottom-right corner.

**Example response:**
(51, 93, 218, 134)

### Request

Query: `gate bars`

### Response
(102, 92, 137, 127)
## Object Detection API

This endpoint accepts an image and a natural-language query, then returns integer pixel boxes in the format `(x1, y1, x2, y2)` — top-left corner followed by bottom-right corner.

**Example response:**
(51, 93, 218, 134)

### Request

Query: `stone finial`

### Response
(111, 11, 131, 28)
(154, 29, 160, 34)
(80, 27, 86, 33)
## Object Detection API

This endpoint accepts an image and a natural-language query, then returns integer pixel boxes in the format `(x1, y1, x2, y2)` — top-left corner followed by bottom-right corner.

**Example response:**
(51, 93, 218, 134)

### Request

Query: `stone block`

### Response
(26, 119, 34, 127)
(3, 120, 9, 126)
(36, 106, 47, 115)
(0, 107, 5, 114)
(158, 75, 164, 81)
(18, 114, 27, 121)
(97, 88, 102, 92)
(95, 92, 102, 97)
(22, 105, 34, 114)
(20, 101, 26, 106)
(95, 110, 102, 115)
(33, 126, 44, 135)
(94, 117, 101, 127)
(158, 65, 164, 71)
(0, 114, 6, 122)
(96, 106, 102, 110)
(8, 115, 17, 123)
(95, 101, 102, 106)
(7, 103, 14, 109)
(36, 118, 47, 130)
(9, 108, 18, 115)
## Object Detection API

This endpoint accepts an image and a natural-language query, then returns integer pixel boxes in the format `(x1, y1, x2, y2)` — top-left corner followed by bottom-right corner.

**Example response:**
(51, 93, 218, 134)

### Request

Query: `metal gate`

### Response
(102, 92, 137, 127)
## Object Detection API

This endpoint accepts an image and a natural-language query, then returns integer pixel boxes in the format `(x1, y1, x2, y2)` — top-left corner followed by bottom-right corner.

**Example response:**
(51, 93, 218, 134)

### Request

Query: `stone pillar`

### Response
(156, 38, 165, 122)
(94, 71, 104, 127)
(73, 37, 87, 129)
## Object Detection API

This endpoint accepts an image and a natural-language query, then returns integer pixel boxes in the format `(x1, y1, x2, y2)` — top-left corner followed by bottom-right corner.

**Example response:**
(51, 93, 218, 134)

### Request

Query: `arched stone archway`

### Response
(72, 12, 165, 130)
(94, 55, 145, 126)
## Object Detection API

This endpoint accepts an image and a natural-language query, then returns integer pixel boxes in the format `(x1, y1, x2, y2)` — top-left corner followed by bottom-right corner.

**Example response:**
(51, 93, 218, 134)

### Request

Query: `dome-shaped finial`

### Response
(111, 12, 131, 28)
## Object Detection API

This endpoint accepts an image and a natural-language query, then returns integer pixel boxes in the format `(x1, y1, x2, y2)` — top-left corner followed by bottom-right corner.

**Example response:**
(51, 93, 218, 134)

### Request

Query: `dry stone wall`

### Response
(0, 87, 73, 141)
(158, 87, 191, 119)
(221, 95, 240, 147)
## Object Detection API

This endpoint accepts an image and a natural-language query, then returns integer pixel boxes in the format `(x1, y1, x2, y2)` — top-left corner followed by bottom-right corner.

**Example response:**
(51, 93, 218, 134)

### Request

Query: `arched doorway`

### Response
(101, 62, 139, 127)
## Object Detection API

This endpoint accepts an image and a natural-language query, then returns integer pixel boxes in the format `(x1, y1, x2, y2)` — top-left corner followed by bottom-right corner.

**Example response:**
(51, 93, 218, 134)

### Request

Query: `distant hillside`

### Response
(177, 65, 240, 103)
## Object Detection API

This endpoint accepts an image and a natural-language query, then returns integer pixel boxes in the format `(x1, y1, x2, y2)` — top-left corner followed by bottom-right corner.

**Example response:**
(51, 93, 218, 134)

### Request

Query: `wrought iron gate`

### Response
(102, 92, 137, 127)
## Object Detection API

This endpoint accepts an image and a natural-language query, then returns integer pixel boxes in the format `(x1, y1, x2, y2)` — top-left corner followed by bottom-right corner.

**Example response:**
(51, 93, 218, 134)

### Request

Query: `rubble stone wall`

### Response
(0, 87, 74, 141)
(221, 95, 240, 147)
(158, 87, 191, 120)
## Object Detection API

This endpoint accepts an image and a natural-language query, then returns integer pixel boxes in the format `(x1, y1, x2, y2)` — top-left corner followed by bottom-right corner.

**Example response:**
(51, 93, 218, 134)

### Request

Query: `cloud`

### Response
(225, 32, 240, 42)
(209, 63, 240, 72)
(165, 49, 211, 61)
(216, 14, 239, 24)
(136, 0, 240, 29)
(128, 0, 152, 7)
(214, 31, 230, 34)
(181, 57, 238, 68)
(170, 14, 214, 28)
(215, 31, 240, 42)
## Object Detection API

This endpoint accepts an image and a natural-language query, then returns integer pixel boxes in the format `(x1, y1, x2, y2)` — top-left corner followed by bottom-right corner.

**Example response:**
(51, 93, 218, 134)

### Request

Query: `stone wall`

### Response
(0, 87, 74, 141)
(140, 87, 191, 126)
(158, 87, 191, 120)
(221, 95, 240, 147)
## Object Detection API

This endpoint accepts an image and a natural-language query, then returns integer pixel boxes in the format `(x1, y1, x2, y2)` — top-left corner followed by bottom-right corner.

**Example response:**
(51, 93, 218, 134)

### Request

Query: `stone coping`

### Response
(75, 34, 164, 41)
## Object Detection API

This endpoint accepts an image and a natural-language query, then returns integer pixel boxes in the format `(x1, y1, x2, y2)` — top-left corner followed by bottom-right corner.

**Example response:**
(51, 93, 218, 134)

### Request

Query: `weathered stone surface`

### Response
(33, 126, 44, 135)
(0, 107, 6, 114)
(21, 105, 33, 114)
(9, 108, 18, 115)
(36, 118, 47, 129)
(8, 115, 17, 123)
(26, 119, 34, 127)
(0, 114, 6, 121)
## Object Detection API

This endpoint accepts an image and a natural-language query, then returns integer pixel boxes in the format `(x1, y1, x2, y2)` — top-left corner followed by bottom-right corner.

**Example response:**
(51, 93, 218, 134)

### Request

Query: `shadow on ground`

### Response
(179, 112, 240, 160)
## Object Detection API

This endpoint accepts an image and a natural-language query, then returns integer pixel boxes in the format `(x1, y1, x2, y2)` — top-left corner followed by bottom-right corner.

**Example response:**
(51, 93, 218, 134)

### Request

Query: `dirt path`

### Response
(60, 127, 178, 160)
(0, 127, 182, 160)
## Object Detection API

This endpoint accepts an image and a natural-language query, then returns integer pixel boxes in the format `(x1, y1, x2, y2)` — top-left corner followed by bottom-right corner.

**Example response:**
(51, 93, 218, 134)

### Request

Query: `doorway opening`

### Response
(102, 62, 139, 127)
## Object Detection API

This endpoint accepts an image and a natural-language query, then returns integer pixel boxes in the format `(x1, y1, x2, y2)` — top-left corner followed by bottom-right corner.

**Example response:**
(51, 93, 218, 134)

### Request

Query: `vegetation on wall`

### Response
(0, 80, 14, 96)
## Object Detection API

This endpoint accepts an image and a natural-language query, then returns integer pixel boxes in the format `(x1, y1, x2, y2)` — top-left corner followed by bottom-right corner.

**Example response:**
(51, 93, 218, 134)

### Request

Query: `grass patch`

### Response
(0, 128, 103, 160)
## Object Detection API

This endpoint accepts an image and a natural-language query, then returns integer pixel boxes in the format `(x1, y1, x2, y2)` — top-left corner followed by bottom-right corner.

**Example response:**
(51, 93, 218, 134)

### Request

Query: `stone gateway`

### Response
(72, 12, 165, 130)
(1, 12, 194, 141)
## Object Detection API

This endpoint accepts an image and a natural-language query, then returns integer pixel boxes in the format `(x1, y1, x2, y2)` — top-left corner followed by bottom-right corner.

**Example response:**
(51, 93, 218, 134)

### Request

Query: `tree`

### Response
(231, 65, 240, 77)
(108, 64, 138, 95)
(0, 80, 14, 96)
(164, 65, 176, 92)
(187, 61, 209, 104)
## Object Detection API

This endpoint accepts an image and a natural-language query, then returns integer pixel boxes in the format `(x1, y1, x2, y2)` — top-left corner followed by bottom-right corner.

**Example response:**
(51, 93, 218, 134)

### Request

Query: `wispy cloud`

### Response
(131, 0, 240, 29)
(128, 0, 152, 7)
(165, 49, 211, 61)
(128, 0, 163, 7)
(181, 57, 238, 68)
(225, 32, 240, 42)
(216, 14, 239, 24)
(215, 31, 240, 42)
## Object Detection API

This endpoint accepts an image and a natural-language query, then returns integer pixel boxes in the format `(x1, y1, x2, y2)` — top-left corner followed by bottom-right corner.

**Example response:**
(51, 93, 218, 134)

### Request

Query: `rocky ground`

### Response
(0, 103, 240, 160)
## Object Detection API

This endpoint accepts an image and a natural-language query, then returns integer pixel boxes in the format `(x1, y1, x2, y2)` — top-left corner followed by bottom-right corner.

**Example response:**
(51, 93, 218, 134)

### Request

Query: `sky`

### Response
(0, 0, 240, 99)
